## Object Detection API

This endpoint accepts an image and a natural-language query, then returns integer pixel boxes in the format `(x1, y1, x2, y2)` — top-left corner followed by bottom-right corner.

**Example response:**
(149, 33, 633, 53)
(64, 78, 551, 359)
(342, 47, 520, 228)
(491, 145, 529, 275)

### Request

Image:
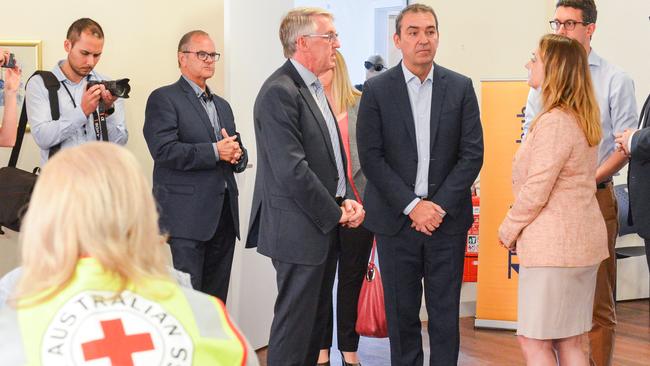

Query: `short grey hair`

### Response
(279, 7, 333, 58)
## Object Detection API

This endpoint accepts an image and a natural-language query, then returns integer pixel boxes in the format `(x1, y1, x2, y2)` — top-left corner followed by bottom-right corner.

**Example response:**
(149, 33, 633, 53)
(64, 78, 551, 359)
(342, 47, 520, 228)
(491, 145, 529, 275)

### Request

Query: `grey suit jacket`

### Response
(628, 94, 650, 238)
(346, 102, 367, 198)
(246, 60, 351, 265)
(357, 62, 484, 236)
(143, 77, 247, 242)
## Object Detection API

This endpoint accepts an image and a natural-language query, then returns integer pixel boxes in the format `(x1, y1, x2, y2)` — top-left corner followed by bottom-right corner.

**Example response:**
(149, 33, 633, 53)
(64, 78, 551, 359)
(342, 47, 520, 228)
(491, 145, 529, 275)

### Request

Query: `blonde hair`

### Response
(532, 34, 601, 146)
(279, 7, 333, 58)
(329, 50, 362, 114)
(14, 142, 170, 306)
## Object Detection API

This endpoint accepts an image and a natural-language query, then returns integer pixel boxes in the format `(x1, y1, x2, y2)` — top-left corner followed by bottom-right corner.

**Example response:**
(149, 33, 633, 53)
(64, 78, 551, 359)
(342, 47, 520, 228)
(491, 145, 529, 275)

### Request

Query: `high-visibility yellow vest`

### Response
(0, 257, 258, 366)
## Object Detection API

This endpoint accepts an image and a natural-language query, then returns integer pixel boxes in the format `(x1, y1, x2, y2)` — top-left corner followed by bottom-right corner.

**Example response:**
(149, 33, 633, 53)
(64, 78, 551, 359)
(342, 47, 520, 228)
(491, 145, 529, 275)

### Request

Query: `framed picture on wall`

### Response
(0, 40, 43, 132)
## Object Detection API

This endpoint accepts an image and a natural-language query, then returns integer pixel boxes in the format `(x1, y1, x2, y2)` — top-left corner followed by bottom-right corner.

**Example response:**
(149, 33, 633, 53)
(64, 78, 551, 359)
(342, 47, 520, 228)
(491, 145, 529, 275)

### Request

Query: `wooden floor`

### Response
(255, 300, 649, 365)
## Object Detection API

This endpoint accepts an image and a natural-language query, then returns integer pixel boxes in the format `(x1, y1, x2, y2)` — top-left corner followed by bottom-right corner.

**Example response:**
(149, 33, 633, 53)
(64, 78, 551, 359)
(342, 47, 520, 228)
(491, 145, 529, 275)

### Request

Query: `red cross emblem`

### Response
(81, 318, 154, 366)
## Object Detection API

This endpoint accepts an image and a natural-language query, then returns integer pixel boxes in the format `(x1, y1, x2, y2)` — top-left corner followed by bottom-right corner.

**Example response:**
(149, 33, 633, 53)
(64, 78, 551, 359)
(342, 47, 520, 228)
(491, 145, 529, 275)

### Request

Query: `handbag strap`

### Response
(8, 71, 61, 168)
(369, 238, 377, 264)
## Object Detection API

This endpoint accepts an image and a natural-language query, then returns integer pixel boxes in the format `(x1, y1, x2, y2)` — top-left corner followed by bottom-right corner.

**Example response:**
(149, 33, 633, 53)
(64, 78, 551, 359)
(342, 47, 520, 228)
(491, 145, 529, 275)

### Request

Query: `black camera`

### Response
(87, 78, 131, 98)
(1, 53, 16, 69)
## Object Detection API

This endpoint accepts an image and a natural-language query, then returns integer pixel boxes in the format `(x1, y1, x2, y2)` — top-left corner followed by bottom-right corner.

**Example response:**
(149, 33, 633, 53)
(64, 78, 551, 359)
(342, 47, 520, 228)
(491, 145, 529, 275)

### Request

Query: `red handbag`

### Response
(355, 239, 388, 338)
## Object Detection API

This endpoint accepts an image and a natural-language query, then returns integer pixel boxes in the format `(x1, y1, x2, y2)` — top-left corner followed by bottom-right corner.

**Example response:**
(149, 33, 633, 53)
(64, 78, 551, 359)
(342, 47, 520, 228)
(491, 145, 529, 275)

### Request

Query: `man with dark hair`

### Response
(358, 3, 483, 365)
(522, 1, 638, 365)
(144, 30, 247, 303)
(26, 18, 127, 164)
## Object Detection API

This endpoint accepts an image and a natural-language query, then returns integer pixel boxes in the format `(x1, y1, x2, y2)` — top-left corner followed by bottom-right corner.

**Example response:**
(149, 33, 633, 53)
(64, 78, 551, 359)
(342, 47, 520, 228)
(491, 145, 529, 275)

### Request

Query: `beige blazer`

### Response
(498, 109, 609, 267)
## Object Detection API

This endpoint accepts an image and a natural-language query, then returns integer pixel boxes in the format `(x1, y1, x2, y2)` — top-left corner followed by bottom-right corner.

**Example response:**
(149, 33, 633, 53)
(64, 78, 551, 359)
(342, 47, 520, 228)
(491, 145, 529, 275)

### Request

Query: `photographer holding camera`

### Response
(26, 18, 127, 164)
(0, 48, 22, 147)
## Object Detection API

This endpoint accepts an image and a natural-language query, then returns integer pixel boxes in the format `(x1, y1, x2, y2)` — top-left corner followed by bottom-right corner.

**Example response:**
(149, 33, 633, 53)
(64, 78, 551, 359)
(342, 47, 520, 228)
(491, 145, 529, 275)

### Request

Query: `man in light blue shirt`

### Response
(26, 18, 127, 164)
(522, 2, 638, 365)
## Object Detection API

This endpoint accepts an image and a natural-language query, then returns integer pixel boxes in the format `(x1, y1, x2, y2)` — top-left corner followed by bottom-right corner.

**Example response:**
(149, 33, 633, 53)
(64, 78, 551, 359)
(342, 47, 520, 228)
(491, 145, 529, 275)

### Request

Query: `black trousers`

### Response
(267, 229, 339, 366)
(169, 194, 236, 303)
(320, 225, 374, 352)
(377, 225, 466, 366)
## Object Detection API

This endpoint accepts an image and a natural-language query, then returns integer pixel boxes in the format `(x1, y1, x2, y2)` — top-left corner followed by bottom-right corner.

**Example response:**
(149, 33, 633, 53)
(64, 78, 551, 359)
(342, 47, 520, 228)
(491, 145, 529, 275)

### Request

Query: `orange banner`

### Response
(475, 80, 529, 327)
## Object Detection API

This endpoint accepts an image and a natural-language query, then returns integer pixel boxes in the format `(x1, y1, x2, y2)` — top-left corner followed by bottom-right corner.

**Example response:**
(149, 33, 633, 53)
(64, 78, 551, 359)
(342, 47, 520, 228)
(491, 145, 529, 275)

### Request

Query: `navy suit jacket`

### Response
(628, 94, 650, 238)
(143, 77, 247, 242)
(246, 60, 351, 265)
(357, 63, 483, 236)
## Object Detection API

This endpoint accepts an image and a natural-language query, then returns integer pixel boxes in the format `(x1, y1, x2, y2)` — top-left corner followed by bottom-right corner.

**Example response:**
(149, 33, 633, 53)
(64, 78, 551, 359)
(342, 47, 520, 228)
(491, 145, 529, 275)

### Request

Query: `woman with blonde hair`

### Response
(498, 34, 609, 366)
(0, 142, 258, 365)
(317, 51, 373, 366)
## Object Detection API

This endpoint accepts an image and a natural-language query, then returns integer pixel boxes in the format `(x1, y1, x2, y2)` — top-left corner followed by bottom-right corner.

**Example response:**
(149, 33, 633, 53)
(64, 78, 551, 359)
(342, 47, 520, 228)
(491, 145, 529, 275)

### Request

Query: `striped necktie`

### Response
(312, 80, 346, 197)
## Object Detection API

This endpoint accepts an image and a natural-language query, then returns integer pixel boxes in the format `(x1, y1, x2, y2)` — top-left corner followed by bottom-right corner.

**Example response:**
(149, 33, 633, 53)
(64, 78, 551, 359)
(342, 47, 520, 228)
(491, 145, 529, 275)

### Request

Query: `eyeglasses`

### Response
(181, 51, 221, 62)
(549, 20, 590, 31)
(303, 33, 339, 43)
(364, 61, 386, 72)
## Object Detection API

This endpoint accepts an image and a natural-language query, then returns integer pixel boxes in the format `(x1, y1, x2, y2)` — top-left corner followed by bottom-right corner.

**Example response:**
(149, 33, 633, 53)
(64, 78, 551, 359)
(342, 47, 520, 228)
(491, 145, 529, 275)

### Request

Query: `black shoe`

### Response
(316, 362, 330, 366)
(340, 351, 361, 366)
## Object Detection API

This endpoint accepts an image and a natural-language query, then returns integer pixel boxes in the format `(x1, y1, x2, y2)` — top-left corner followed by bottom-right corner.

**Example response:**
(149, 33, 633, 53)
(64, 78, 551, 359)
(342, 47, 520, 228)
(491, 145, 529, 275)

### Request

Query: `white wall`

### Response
(294, 0, 406, 85)
(591, 0, 650, 112)
(223, 0, 294, 349)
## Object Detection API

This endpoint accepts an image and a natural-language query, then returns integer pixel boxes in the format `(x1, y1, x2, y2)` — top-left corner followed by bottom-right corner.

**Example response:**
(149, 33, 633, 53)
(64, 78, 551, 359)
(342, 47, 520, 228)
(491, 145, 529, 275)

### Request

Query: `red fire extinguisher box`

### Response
(463, 194, 480, 282)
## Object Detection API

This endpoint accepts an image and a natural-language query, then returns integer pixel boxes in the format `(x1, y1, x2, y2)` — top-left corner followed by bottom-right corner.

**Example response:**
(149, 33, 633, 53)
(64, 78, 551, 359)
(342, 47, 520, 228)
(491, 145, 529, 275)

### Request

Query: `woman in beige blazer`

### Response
(498, 34, 609, 366)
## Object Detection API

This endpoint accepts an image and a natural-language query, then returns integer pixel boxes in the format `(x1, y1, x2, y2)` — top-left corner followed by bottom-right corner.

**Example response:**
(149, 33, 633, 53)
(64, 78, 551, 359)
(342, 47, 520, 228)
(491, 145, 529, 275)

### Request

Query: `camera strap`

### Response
(92, 107, 109, 141)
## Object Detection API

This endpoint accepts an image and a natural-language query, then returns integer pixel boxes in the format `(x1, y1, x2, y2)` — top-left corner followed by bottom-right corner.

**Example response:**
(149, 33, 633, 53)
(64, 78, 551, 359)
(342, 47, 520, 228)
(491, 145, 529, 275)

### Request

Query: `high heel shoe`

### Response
(340, 351, 361, 366)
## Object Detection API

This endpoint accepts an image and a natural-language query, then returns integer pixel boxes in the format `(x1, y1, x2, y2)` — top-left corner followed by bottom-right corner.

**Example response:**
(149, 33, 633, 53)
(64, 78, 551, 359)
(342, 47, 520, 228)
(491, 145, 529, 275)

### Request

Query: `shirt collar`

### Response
(588, 49, 601, 67)
(401, 61, 434, 85)
(53, 60, 98, 84)
(290, 58, 319, 88)
(182, 75, 212, 99)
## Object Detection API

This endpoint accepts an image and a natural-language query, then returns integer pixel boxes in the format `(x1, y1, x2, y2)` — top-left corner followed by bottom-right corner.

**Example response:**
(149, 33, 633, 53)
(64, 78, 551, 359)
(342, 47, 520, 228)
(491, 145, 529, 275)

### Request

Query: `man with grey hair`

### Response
(247, 7, 365, 366)
(144, 30, 247, 303)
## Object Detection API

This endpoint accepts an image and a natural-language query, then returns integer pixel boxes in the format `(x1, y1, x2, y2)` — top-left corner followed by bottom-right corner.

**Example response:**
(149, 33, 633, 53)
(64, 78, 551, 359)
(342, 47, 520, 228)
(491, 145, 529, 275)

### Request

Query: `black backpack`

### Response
(0, 71, 61, 233)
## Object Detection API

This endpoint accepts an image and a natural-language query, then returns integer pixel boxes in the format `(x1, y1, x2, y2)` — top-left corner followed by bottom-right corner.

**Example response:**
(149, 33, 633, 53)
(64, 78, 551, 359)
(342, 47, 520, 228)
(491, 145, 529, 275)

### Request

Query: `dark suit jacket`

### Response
(246, 60, 350, 265)
(143, 77, 247, 242)
(357, 63, 483, 236)
(628, 94, 650, 238)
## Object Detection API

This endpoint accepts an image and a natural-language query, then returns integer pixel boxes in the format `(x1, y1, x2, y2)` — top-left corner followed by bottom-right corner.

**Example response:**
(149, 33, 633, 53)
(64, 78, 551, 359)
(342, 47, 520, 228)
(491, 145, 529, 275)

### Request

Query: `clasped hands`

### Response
(339, 199, 365, 228)
(217, 128, 243, 164)
(614, 128, 637, 157)
(409, 199, 445, 236)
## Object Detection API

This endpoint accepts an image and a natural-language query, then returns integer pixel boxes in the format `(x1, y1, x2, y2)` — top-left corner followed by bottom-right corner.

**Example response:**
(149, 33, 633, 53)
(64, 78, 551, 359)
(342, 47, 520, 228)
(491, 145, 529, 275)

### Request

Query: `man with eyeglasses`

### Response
(247, 7, 365, 366)
(26, 18, 127, 164)
(522, 1, 638, 365)
(143, 30, 247, 303)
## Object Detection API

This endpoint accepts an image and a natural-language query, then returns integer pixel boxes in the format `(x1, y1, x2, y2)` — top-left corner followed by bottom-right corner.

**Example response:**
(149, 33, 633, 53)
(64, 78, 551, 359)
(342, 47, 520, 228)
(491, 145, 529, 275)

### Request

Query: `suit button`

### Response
(410, 183, 415, 188)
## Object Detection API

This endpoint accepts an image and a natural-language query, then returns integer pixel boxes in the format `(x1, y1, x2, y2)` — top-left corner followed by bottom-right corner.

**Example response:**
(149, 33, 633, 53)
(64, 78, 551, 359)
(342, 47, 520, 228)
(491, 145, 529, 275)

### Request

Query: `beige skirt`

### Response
(517, 264, 598, 339)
